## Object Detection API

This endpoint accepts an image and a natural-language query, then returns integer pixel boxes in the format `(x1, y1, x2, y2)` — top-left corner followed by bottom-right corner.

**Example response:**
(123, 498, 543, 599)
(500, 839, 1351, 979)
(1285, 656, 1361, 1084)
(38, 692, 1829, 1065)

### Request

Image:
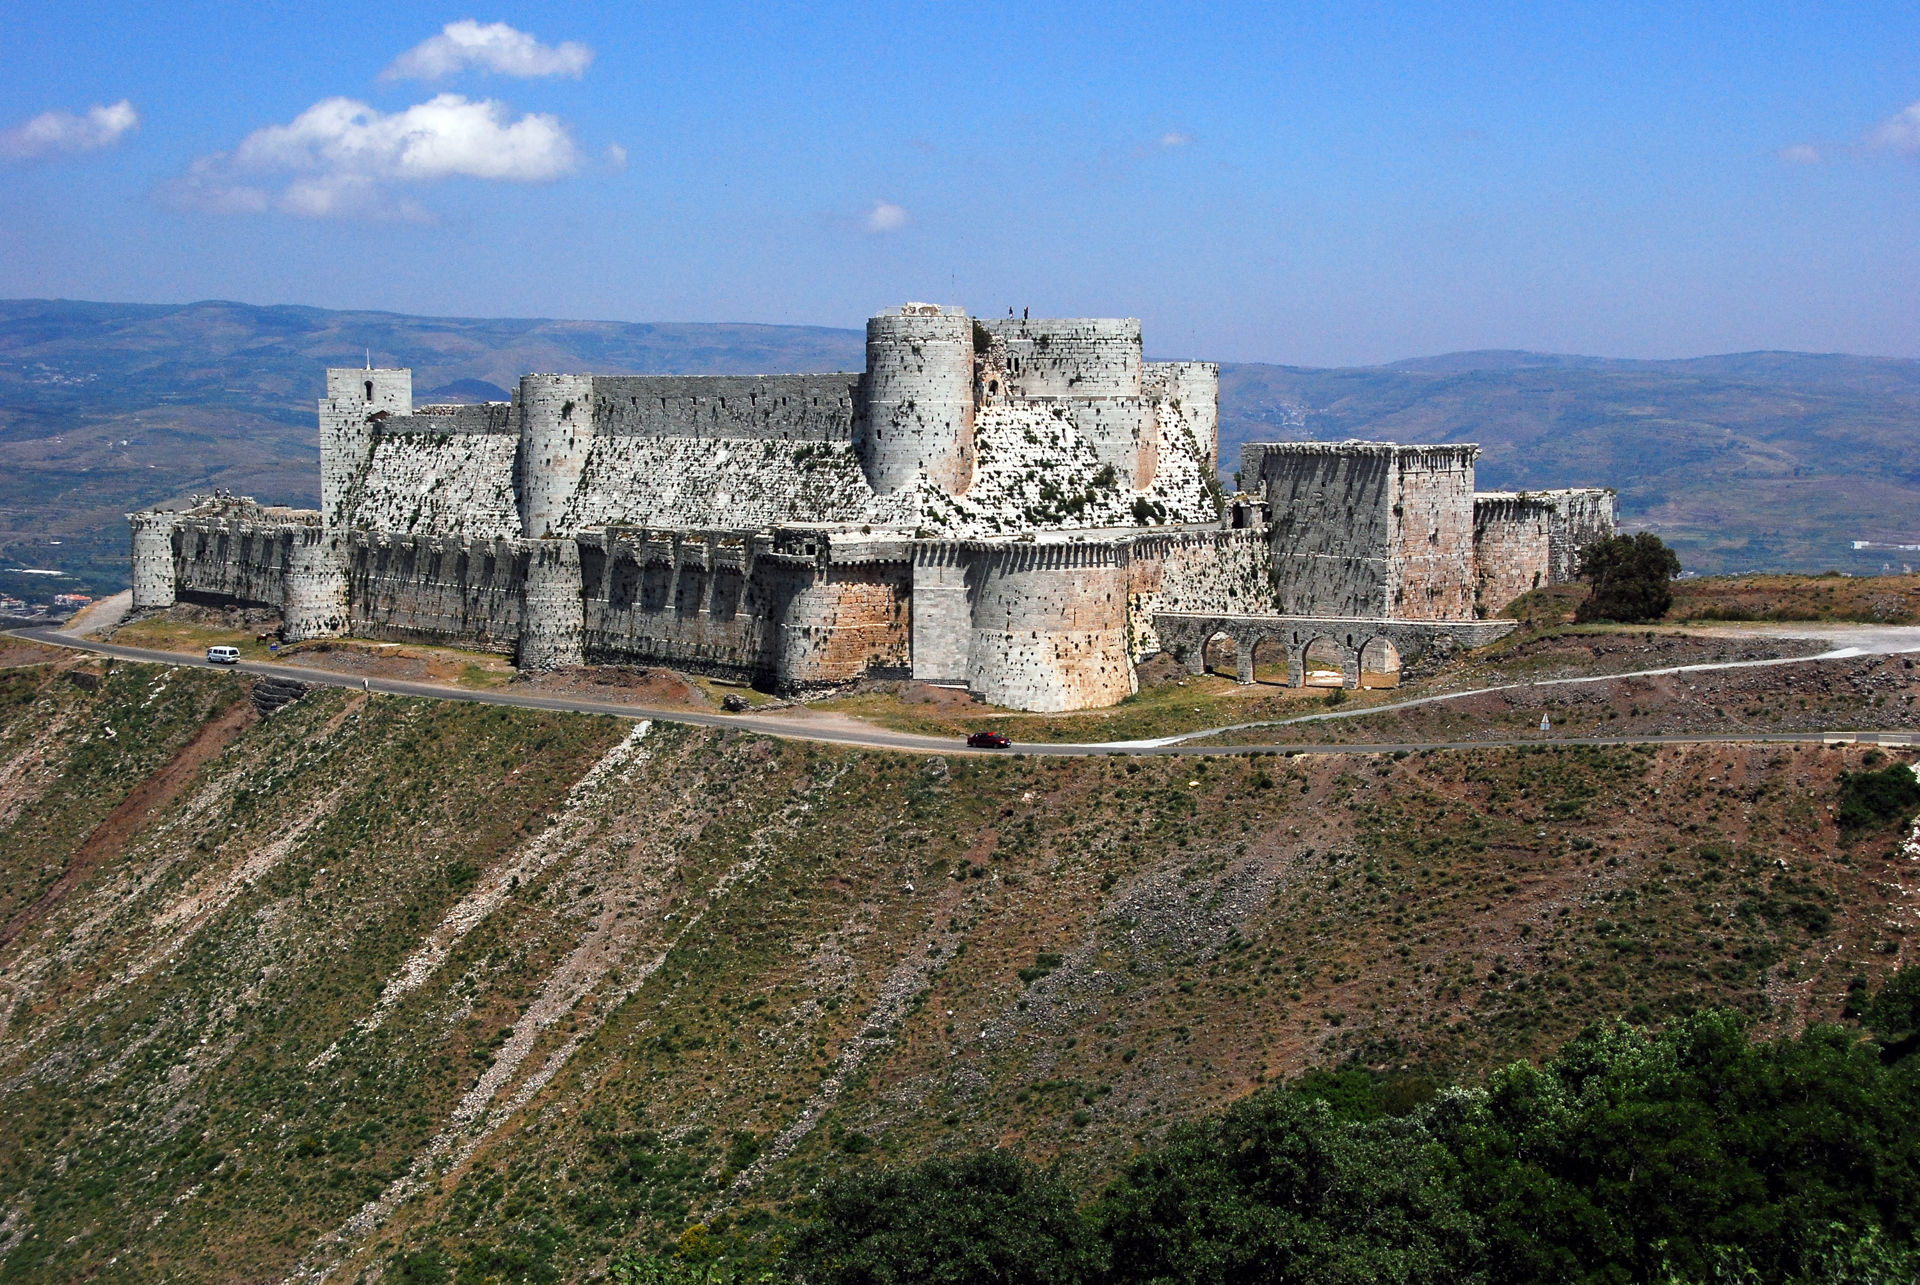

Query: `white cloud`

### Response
(382, 20, 593, 81)
(1865, 100, 1920, 155)
(1777, 143, 1823, 165)
(605, 142, 629, 170)
(162, 94, 581, 220)
(866, 201, 910, 233)
(1156, 131, 1193, 148)
(0, 100, 139, 162)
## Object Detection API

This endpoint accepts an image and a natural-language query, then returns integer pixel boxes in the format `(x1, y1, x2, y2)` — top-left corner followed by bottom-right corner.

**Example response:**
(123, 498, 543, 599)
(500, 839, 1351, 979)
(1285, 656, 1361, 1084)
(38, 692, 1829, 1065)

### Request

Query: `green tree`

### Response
(1446, 1012, 1920, 1285)
(1866, 966, 1920, 1062)
(1836, 764, 1920, 834)
(1094, 1088, 1482, 1285)
(792, 1150, 1098, 1285)
(1574, 533, 1683, 623)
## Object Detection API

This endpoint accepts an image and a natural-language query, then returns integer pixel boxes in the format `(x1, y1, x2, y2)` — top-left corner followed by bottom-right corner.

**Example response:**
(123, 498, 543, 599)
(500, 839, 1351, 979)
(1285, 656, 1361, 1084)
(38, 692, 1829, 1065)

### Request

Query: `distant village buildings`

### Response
(130, 304, 1615, 711)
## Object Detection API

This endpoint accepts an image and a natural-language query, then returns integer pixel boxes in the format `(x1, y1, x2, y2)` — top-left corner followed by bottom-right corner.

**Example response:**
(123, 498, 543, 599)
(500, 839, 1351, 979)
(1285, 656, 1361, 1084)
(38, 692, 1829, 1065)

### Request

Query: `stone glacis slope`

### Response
(0, 582, 1916, 1281)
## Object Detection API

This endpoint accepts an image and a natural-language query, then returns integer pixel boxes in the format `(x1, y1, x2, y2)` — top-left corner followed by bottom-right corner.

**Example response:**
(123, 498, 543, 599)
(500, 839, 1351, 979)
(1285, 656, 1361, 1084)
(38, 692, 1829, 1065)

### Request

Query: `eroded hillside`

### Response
(0, 657, 1914, 1282)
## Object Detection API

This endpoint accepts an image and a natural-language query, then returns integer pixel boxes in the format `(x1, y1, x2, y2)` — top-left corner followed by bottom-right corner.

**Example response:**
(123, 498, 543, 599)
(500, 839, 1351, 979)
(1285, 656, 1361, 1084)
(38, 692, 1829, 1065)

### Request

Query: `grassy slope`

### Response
(1669, 572, 1920, 624)
(0, 659, 1915, 1281)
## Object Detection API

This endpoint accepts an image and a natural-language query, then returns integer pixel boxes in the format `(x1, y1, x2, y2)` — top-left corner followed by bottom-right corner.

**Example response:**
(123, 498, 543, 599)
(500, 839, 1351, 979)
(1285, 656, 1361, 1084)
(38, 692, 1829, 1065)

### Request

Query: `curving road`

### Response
(9, 624, 1918, 759)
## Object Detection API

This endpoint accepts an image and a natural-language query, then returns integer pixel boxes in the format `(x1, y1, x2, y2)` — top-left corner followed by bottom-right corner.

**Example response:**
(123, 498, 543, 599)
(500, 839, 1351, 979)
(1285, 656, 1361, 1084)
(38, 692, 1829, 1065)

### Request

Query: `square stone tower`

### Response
(319, 367, 411, 528)
(1243, 441, 1479, 620)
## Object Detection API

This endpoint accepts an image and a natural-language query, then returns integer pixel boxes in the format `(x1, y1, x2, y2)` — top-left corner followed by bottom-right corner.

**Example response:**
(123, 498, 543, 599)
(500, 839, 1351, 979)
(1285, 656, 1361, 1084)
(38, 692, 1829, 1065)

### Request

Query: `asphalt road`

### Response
(10, 625, 1917, 759)
(1134, 624, 1920, 748)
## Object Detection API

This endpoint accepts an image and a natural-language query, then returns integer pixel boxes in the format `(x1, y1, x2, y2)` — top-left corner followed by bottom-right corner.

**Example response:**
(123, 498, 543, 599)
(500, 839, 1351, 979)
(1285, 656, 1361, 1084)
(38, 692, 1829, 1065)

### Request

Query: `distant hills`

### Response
(3, 297, 1916, 596)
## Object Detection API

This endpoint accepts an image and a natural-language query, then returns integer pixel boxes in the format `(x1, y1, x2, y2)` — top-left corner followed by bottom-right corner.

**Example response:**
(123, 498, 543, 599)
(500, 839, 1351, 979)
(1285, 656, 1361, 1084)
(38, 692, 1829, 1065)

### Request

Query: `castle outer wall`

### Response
(129, 303, 1616, 712)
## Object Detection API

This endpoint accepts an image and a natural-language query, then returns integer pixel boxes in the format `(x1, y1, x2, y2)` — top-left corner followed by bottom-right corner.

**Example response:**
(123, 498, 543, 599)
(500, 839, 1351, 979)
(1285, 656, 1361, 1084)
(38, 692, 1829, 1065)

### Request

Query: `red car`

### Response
(966, 731, 1012, 749)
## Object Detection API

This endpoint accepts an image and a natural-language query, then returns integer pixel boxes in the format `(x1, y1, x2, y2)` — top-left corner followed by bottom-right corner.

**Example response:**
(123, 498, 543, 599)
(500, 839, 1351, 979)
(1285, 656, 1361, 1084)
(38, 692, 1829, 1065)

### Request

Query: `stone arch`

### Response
(1201, 630, 1238, 678)
(1300, 634, 1347, 688)
(1250, 633, 1290, 685)
(709, 567, 743, 621)
(1359, 636, 1402, 688)
(674, 565, 707, 616)
(607, 557, 641, 610)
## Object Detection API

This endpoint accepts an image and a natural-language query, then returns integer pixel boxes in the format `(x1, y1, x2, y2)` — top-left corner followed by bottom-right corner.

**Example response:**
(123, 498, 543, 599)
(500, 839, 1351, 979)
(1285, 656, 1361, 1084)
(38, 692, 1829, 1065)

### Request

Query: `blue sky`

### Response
(1, 1, 1916, 365)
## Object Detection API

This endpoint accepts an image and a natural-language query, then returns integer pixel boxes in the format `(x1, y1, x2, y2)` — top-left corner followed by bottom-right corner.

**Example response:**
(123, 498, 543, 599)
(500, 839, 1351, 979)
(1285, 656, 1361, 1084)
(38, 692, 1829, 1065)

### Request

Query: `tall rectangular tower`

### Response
(1244, 441, 1479, 620)
(319, 368, 411, 529)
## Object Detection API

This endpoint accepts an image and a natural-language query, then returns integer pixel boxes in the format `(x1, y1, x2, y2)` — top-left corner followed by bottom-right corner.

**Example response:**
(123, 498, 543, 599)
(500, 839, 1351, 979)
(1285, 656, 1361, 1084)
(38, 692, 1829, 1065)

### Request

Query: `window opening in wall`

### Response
(365, 380, 374, 400)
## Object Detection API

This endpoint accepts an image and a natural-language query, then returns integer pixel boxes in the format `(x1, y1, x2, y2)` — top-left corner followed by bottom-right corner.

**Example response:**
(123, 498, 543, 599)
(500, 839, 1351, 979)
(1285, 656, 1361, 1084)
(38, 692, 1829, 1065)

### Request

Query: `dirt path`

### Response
(0, 697, 253, 948)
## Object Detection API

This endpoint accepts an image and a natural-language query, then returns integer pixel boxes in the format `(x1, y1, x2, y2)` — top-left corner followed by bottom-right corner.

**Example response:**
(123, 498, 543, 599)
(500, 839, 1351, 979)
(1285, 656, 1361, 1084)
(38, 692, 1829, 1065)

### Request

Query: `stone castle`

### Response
(128, 304, 1616, 712)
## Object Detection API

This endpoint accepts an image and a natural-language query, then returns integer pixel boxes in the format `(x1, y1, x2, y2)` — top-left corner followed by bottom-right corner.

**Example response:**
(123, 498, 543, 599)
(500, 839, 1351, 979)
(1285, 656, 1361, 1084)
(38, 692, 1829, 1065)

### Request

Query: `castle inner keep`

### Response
(128, 303, 1617, 712)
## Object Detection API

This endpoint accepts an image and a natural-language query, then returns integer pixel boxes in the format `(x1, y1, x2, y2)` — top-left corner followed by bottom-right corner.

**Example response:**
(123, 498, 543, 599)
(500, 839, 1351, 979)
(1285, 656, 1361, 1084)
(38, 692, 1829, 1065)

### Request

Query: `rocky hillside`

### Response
(0, 652, 1915, 1282)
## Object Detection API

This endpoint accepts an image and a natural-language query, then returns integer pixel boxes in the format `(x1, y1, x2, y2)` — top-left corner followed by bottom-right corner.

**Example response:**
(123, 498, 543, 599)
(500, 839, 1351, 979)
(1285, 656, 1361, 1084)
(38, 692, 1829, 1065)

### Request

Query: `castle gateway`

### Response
(129, 304, 1615, 712)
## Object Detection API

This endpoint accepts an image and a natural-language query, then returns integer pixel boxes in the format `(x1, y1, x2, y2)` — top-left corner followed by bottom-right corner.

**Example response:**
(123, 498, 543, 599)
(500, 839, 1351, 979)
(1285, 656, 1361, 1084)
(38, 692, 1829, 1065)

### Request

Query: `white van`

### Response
(206, 645, 241, 665)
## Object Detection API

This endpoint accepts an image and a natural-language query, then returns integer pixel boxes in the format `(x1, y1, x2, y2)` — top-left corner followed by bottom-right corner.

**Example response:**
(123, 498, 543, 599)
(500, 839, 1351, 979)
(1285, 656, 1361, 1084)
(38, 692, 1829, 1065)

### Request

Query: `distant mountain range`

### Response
(2, 297, 1916, 597)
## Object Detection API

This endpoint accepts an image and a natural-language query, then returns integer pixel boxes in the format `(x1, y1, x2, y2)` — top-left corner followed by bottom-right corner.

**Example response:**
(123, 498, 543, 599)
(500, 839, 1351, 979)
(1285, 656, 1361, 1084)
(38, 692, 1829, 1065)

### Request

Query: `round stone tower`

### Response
(129, 512, 178, 610)
(857, 304, 975, 496)
(281, 527, 348, 641)
(516, 374, 597, 539)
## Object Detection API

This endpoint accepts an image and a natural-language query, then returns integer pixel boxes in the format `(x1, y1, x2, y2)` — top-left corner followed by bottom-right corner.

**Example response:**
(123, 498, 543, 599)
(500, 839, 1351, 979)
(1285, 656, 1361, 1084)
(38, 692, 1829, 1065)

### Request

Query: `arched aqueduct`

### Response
(1151, 613, 1517, 690)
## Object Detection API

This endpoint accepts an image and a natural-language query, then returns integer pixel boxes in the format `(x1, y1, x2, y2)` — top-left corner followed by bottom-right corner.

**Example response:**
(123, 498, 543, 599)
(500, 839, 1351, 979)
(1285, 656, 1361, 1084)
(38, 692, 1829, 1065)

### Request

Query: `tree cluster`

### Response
(778, 983, 1920, 1285)
(1574, 533, 1682, 624)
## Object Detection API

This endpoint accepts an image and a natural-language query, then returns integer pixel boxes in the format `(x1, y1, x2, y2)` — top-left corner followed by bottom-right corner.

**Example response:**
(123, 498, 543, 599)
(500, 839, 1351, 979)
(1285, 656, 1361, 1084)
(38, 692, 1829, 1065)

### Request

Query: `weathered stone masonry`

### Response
(132, 302, 1615, 711)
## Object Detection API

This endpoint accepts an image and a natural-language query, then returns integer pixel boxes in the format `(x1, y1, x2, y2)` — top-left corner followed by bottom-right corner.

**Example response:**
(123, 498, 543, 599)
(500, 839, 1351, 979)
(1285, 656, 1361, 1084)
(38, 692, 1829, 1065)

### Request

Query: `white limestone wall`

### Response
(129, 513, 178, 609)
(349, 434, 521, 537)
(554, 395, 1220, 542)
(1139, 405, 1220, 522)
(859, 307, 975, 496)
(965, 542, 1136, 712)
(910, 403, 1217, 538)
(909, 545, 969, 682)
(1472, 493, 1553, 613)
(983, 318, 1143, 399)
(772, 563, 912, 687)
(519, 374, 596, 539)
(1144, 361, 1219, 464)
(171, 518, 306, 609)
(1543, 489, 1619, 583)
(1388, 447, 1480, 620)
(346, 534, 525, 654)
(1125, 530, 1276, 659)
(564, 435, 878, 531)
(1069, 398, 1160, 489)
(1250, 442, 1477, 620)
(589, 375, 861, 441)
